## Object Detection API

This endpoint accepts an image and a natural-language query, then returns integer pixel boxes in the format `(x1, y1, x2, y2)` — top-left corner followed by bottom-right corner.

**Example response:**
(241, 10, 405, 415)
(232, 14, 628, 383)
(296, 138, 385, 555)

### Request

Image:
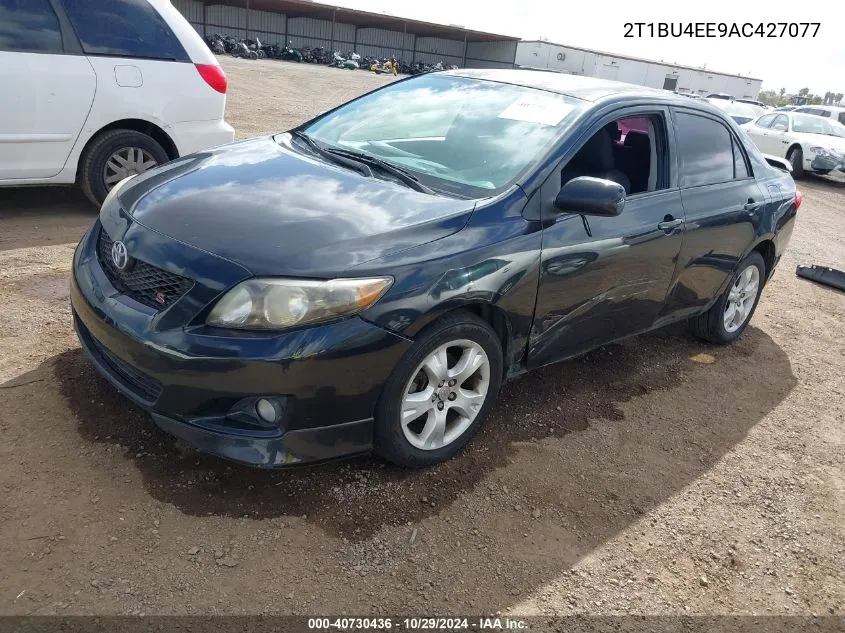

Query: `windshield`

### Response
(791, 114, 845, 137)
(301, 74, 584, 197)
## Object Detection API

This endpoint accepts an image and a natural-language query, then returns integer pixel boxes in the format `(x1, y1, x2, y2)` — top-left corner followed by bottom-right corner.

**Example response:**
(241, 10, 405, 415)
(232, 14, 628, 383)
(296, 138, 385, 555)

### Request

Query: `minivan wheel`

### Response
(80, 129, 169, 207)
(374, 312, 503, 468)
(688, 251, 766, 345)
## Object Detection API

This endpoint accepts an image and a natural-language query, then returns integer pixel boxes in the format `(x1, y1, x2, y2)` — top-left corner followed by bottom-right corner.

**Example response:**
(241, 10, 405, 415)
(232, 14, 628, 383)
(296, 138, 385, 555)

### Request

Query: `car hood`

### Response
(115, 135, 475, 277)
(791, 132, 845, 152)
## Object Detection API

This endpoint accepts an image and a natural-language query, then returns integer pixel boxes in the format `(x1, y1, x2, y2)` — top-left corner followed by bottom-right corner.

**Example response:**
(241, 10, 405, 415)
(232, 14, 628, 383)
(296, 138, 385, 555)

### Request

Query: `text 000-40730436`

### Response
(623, 22, 820, 38)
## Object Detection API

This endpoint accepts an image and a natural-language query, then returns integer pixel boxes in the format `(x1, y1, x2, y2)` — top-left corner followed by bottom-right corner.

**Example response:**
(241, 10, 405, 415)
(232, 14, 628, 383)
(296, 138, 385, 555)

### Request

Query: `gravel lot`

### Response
(0, 57, 843, 618)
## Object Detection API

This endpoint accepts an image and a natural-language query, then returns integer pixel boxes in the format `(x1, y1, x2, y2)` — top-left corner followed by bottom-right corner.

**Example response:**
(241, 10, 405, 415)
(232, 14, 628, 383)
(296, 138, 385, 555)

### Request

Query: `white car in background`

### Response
(0, 0, 235, 205)
(742, 111, 845, 178)
(706, 98, 764, 125)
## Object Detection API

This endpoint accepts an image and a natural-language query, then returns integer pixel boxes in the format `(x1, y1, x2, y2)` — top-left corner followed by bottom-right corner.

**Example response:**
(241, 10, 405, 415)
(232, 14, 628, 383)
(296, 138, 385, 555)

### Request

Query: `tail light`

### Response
(795, 190, 804, 210)
(195, 63, 227, 94)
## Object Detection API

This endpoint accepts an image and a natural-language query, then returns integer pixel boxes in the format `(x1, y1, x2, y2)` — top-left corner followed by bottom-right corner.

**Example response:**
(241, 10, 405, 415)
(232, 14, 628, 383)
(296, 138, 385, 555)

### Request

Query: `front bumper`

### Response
(71, 223, 412, 468)
(809, 154, 845, 172)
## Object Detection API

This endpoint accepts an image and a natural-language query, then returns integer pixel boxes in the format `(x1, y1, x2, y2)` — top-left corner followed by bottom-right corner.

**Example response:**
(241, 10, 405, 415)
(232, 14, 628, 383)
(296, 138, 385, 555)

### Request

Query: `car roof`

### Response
(443, 68, 690, 104)
(797, 104, 845, 112)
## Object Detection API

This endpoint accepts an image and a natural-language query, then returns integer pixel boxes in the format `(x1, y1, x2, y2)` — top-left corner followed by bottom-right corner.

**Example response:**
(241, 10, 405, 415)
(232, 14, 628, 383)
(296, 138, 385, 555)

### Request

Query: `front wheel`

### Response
(374, 312, 503, 468)
(688, 251, 765, 344)
(787, 147, 805, 179)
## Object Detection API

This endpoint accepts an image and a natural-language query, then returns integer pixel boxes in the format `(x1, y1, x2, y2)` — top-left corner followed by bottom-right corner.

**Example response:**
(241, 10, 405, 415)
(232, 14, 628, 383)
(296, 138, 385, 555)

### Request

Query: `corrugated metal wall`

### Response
(175, 3, 517, 68)
(465, 41, 517, 68)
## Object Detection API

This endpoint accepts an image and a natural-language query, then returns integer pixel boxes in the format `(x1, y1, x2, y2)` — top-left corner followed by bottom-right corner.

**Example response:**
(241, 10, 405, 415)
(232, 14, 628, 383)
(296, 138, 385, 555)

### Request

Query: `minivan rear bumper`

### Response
(168, 119, 235, 156)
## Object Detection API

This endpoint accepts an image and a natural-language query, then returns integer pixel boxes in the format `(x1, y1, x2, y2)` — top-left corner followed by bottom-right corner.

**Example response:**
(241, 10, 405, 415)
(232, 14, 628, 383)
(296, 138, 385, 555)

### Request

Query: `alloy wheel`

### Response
(103, 147, 159, 190)
(724, 265, 760, 333)
(400, 340, 490, 451)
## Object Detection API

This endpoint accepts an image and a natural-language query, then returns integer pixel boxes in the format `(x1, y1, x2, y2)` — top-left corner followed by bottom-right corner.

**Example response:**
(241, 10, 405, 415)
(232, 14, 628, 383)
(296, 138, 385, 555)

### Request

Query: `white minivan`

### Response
(0, 0, 235, 205)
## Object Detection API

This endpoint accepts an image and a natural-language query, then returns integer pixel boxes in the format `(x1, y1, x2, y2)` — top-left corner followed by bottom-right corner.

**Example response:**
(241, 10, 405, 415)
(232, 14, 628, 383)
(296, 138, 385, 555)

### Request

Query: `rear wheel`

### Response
(787, 147, 805, 178)
(688, 251, 765, 344)
(374, 312, 503, 468)
(79, 129, 169, 207)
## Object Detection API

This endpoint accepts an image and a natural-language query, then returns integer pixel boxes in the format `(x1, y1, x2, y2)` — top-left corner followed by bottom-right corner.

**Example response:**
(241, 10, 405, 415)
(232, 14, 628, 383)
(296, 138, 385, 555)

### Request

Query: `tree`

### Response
(779, 88, 786, 97)
(799, 87, 810, 96)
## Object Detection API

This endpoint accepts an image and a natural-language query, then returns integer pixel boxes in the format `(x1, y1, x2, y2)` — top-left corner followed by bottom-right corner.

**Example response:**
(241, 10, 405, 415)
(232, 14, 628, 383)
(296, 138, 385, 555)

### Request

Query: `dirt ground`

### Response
(0, 57, 843, 618)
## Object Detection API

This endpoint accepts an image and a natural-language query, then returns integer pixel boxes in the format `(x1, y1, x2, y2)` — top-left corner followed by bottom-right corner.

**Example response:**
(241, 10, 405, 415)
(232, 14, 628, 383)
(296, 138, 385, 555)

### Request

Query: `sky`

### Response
(324, 0, 841, 96)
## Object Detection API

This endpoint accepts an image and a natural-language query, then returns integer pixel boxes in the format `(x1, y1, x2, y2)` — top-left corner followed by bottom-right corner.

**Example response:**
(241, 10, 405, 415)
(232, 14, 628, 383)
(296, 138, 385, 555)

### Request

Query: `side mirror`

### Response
(773, 124, 788, 132)
(554, 176, 626, 217)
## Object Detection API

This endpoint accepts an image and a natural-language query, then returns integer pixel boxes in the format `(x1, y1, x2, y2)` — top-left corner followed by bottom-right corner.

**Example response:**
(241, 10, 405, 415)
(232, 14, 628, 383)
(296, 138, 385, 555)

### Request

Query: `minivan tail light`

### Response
(795, 190, 804, 210)
(195, 63, 227, 94)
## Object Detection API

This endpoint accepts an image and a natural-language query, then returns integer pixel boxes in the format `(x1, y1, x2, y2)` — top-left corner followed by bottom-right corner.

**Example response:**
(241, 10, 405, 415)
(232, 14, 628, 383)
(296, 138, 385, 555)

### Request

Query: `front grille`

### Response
(76, 316, 163, 404)
(97, 229, 193, 310)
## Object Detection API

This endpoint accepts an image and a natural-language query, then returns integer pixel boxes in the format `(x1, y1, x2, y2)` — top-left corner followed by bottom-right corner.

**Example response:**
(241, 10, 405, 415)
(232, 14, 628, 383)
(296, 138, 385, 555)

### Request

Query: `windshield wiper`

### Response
(291, 131, 373, 178)
(323, 147, 436, 195)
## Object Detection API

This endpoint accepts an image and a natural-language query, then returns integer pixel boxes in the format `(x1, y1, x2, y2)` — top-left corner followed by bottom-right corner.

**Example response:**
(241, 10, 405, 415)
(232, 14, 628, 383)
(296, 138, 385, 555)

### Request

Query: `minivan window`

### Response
(0, 0, 63, 53)
(675, 112, 735, 187)
(61, 0, 189, 61)
(302, 74, 584, 198)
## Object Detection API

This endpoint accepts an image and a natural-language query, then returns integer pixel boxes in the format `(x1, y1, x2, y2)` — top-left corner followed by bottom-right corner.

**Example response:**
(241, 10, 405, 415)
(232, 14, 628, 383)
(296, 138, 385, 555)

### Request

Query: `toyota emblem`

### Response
(111, 240, 131, 270)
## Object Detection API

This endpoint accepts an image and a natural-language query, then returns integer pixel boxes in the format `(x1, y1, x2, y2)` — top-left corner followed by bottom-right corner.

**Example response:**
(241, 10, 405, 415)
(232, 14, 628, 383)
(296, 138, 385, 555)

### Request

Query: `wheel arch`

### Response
(407, 302, 516, 379)
(786, 142, 803, 158)
(750, 238, 777, 281)
(75, 119, 179, 182)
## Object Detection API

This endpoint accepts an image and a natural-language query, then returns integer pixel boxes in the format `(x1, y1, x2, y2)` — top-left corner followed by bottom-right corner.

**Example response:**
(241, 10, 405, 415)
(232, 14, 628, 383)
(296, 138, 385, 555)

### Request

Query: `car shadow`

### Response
(800, 172, 845, 191)
(40, 322, 796, 543)
(0, 186, 94, 252)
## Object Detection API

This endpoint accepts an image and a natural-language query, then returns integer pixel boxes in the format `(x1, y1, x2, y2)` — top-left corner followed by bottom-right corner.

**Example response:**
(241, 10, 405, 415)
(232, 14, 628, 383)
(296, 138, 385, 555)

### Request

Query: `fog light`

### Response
(256, 398, 281, 424)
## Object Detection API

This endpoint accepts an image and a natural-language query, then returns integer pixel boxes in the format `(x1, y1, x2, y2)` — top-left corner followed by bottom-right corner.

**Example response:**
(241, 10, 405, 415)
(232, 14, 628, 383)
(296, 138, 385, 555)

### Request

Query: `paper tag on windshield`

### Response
(498, 98, 573, 126)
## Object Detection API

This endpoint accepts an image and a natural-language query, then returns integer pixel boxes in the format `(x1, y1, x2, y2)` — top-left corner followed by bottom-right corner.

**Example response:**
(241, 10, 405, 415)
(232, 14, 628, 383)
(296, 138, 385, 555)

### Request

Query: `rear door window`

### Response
(60, 0, 189, 61)
(674, 111, 735, 187)
(0, 0, 63, 53)
(732, 137, 750, 179)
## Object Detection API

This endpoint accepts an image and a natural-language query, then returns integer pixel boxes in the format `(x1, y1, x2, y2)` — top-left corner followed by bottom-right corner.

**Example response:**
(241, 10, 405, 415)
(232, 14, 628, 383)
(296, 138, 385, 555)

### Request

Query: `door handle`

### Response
(744, 200, 764, 211)
(658, 217, 684, 231)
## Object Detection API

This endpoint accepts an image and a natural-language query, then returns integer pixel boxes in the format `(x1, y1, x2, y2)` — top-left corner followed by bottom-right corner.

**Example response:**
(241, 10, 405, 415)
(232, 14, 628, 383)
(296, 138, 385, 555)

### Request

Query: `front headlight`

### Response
(809, 146, 835, 157)
(206, 277, 393, 330)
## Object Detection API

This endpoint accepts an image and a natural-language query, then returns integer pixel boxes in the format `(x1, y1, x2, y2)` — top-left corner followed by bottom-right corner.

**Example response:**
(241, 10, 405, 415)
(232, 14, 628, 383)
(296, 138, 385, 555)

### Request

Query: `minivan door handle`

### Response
(657, 216, 684, 231)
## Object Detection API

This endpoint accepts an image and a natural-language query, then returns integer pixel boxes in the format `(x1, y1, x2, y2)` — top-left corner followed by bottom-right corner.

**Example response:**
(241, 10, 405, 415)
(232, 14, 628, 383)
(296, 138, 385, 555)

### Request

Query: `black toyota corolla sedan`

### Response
(71, 69, 800, 469)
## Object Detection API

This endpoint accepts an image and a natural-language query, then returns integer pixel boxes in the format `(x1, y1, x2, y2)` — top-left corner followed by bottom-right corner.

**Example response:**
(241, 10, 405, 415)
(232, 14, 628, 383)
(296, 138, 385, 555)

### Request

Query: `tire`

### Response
(374, 311, 503, 468)
(688, 251, 766, 345)
(79, 129, 169, 207)
(787, 146, 805, 179)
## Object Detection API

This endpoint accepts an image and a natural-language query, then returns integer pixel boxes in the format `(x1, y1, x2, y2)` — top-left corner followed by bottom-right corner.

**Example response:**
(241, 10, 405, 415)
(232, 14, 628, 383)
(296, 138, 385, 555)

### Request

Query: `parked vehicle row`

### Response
(203, 32, 457, 74)
(71, 71, 800, 470)
(1, 0, 234, 205)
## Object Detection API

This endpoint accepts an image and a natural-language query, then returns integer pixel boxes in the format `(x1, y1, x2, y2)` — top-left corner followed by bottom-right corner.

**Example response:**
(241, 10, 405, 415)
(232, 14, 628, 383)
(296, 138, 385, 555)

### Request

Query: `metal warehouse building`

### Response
(516, 40, 763, 99)
(172, 0, 519, 68)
